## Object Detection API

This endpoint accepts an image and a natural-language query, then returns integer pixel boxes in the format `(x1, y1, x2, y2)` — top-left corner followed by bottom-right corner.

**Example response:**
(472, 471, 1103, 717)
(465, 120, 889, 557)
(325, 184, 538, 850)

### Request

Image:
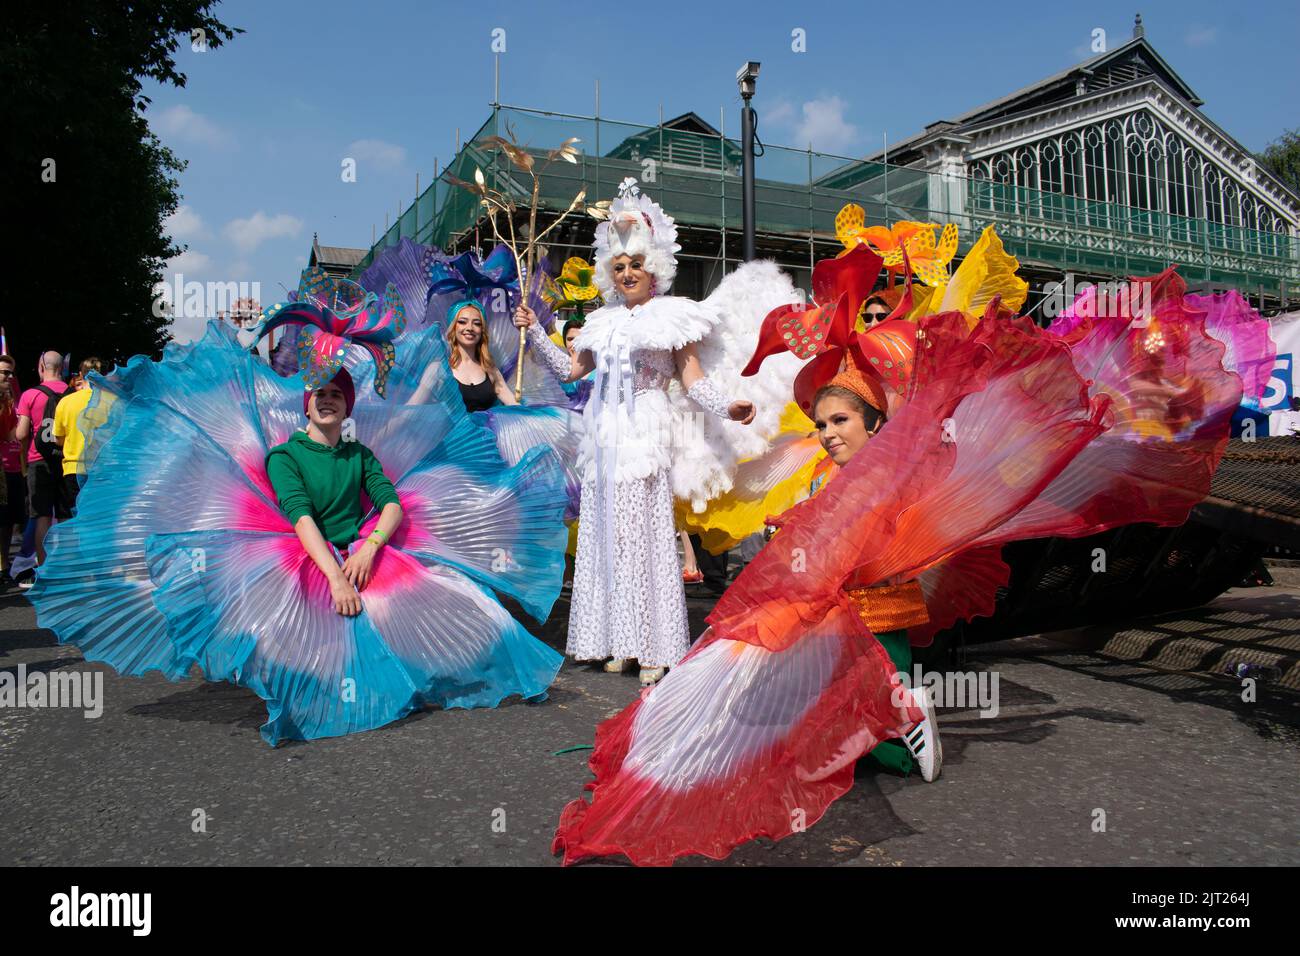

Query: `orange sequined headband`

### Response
(817, 352, 888, 418)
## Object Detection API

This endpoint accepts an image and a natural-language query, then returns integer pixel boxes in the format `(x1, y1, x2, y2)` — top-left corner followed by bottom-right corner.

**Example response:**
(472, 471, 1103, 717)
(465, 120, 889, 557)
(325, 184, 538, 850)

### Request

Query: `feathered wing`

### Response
(676, 403, 826, 550)
(669, 260, 803, 511)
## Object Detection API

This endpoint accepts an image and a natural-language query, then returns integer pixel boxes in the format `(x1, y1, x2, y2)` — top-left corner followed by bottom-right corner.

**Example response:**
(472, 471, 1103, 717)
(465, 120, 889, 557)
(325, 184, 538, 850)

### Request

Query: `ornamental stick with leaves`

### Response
(445, 124, 611, 399)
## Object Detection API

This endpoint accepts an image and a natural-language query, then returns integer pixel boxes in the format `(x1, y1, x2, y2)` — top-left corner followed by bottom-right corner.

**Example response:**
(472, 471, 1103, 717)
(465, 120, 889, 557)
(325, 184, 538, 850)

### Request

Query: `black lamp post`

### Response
(737, 61, 760, 262)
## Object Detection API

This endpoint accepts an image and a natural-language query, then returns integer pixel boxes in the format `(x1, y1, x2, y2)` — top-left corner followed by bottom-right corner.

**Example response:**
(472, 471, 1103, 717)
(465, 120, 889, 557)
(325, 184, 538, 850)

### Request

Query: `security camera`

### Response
(736, 61, 761, 98)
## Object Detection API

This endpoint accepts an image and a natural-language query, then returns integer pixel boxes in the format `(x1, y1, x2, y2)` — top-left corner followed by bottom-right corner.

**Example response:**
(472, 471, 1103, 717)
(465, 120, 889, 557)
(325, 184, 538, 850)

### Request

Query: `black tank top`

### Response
(458, 376, 497, 413)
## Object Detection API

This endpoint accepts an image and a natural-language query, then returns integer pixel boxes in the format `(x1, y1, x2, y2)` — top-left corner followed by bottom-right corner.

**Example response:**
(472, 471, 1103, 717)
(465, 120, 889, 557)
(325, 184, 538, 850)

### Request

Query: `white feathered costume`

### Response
(527, 178, 800, 667)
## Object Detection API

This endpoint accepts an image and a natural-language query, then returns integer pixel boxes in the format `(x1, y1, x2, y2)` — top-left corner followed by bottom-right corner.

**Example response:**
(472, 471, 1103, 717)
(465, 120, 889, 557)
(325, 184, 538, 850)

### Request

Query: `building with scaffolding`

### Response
(348, 18, 1298, 318)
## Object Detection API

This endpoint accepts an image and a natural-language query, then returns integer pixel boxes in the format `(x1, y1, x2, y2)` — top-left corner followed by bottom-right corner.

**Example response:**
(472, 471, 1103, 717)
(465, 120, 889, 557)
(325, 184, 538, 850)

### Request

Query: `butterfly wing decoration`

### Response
(297, 326, 349, 391)
(258, 280, 408, 399)
(348, 284, 405, 398)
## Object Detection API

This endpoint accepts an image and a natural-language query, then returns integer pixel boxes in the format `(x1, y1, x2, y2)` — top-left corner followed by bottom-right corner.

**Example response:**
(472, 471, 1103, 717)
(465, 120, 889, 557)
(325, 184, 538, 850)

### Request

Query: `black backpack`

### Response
(31, 384, 65, 469)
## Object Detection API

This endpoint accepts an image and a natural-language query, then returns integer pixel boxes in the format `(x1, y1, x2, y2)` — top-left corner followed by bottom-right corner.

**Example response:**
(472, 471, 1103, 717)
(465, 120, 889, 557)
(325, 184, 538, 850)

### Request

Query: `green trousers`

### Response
(864, 629, 913, 776)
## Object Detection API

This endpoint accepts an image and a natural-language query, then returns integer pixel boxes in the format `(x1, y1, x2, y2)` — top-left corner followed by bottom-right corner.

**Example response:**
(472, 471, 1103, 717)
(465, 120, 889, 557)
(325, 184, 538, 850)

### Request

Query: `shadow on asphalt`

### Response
(0, 624, 59, 656)
(972, 637, 1300, 744)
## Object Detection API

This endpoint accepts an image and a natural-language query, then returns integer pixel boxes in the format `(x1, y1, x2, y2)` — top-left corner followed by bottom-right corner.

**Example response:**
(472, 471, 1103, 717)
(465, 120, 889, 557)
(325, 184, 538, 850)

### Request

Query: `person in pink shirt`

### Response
(14, 350, 69, 569)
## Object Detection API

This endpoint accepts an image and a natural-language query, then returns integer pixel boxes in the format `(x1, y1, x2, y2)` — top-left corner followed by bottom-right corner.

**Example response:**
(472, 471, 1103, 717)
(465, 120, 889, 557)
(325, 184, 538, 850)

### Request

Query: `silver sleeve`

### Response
(686, 375, 732, 419)
(525, 322, 572, 381)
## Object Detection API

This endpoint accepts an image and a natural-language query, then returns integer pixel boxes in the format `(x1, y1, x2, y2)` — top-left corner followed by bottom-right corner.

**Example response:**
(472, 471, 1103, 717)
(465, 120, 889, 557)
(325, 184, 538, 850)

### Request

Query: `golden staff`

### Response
(445, 124, 605, 401)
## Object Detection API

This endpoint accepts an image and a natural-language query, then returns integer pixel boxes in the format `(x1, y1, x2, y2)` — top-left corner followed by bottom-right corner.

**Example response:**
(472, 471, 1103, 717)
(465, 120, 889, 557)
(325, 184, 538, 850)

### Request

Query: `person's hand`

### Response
(341, 541, 377, 592)
(728, 400, 755, 425)
(513, 304, 537, 329)
(329, 573, 362, 617)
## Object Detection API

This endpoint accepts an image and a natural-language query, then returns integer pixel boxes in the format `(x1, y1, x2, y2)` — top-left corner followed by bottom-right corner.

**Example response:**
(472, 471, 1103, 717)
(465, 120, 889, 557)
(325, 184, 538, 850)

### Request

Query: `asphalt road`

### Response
(2, 581, 1297, 866)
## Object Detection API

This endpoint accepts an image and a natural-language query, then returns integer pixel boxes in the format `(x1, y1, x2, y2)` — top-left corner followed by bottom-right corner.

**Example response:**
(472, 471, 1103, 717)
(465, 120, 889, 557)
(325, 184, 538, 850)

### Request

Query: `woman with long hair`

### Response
(445, 300, 518, 413)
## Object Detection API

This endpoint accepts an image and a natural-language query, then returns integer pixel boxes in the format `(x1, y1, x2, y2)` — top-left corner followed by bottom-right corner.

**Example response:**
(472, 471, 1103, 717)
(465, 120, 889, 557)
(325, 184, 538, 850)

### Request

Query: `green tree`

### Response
(1, 2, 241, 375)
(1257, 128, 1300, 197)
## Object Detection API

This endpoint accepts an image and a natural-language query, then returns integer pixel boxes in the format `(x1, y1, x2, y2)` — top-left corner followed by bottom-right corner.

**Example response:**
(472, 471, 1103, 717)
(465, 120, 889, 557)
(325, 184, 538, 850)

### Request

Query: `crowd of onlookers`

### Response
(0, 351, 102, 591)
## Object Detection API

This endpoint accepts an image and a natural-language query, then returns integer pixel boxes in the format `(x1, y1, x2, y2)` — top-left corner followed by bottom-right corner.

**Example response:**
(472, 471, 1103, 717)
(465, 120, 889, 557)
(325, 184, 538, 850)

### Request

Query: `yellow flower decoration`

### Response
(544, 257, 603, 309)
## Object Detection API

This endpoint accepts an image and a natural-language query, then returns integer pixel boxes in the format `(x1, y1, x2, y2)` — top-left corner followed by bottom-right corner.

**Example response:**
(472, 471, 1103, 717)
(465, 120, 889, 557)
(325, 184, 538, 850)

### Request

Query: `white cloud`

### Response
(1185, 25, 1217, 47)
(765, 100, 795, 126)
(344, 138, 408, 172)
(153, 104, 226, 147)
(223, 211, 304, 253)
(164, 204, 210, 242)
(790, 96, 858, 155)
(164, 248, 212, 277)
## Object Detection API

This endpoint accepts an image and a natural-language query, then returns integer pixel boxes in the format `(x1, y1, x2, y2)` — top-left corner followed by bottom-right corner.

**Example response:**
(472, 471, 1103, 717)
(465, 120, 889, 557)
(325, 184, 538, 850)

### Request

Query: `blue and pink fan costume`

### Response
(29, 274, 568, 745)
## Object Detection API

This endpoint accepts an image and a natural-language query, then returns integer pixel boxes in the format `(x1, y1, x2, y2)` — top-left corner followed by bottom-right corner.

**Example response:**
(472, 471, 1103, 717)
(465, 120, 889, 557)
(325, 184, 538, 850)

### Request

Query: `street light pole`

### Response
(737, 61, 760, 262)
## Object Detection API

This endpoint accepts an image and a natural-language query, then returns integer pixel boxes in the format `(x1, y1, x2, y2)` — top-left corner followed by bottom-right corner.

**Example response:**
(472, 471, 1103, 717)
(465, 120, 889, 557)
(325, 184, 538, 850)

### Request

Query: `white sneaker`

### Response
(902, 685, 942, 782)
(639, 666, 666, 685)
(603, 657, 632, 673)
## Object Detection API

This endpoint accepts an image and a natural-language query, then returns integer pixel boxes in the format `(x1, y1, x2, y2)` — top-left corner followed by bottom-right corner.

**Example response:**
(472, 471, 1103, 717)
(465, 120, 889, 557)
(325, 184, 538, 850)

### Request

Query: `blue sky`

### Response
(151, 0, 1299, 341)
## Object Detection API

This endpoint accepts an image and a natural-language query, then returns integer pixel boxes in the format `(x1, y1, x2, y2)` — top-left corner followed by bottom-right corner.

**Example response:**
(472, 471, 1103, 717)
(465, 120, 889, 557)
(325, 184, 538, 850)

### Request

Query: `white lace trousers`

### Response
(567, 467, 691, 668)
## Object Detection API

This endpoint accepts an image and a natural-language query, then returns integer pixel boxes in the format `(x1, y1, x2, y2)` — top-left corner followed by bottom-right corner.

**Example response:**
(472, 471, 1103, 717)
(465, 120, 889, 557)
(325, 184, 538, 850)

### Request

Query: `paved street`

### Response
(2, 580, 1297, 866)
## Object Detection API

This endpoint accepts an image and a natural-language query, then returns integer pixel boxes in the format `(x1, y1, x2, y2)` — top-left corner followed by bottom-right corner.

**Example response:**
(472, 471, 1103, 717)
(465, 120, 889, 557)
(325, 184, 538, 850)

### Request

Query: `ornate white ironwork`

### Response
(969, 110, 1290, 258)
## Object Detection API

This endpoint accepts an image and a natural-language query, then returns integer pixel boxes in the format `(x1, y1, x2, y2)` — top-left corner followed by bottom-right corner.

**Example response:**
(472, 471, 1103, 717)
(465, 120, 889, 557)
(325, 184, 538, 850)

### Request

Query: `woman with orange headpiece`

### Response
(807, 355, 940, 781)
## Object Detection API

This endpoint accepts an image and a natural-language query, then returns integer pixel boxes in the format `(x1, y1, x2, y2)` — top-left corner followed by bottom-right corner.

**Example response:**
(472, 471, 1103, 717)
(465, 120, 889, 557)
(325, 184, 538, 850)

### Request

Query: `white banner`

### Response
(1253, 311, 1300, 437)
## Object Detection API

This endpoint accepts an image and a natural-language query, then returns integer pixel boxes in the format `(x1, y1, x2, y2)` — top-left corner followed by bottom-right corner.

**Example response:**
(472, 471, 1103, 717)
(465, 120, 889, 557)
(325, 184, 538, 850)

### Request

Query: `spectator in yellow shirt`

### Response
(52, 357, 102, 515)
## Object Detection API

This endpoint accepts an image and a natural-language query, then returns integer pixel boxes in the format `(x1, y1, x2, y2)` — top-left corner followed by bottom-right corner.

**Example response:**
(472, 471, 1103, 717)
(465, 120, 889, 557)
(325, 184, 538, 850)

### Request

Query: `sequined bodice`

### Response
(593, 347, 675, 402)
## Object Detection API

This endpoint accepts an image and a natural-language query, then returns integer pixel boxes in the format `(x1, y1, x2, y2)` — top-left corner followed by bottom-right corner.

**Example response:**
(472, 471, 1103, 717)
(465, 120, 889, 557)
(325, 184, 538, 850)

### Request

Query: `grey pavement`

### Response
(1, 580, 1296, 866)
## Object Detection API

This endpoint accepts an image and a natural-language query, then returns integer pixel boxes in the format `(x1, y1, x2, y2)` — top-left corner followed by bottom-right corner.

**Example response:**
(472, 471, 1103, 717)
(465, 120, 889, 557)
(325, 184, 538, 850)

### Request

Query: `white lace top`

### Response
(572, 296, 719, 483)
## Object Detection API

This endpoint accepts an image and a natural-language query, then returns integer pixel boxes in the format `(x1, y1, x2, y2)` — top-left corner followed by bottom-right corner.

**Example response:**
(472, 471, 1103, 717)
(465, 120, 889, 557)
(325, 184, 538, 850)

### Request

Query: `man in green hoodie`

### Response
(265, 368, 403, 616)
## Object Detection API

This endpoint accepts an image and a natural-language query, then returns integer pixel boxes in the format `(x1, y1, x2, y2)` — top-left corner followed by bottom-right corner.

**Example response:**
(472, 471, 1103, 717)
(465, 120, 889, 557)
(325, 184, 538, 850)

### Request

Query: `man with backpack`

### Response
(14, 350, 69, 574)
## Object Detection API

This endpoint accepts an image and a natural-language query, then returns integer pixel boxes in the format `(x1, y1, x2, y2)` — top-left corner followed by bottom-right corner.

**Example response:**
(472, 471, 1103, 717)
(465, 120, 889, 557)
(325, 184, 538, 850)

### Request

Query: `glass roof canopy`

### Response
(354, 105, 1298, 301)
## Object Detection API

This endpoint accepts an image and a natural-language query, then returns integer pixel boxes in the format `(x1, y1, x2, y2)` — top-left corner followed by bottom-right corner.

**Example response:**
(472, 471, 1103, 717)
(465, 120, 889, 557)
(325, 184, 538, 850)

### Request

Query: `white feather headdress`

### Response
(592, 177, 680, 300)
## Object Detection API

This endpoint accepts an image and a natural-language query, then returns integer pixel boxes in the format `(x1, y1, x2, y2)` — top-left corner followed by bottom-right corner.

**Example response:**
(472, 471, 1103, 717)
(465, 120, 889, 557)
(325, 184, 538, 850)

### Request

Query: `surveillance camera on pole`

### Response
(736, 61, 760, 261)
